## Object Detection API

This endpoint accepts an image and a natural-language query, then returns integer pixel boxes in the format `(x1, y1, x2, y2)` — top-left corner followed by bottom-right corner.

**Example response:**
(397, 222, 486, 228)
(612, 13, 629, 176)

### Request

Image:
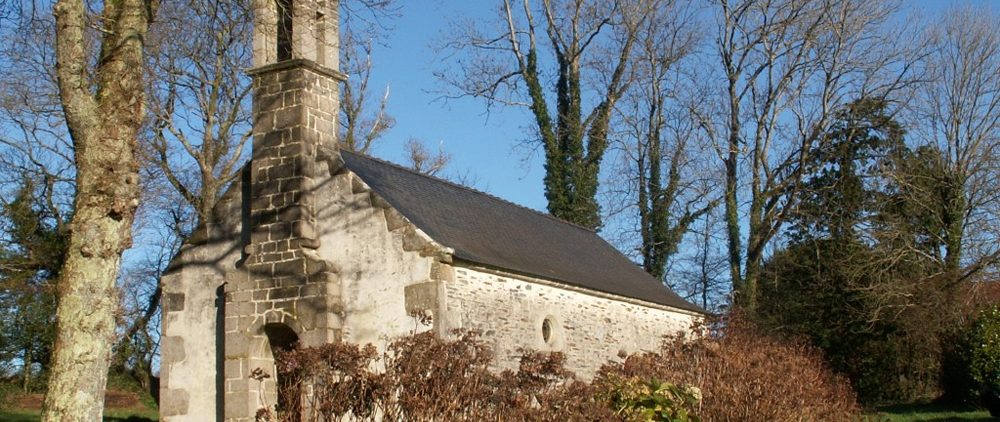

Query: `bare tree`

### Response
(695, 0, 913, 311)
(612, 0, 714, 281)
(42, 0, 158, 420)
(340, 25, 395, 153)
(439, 0, 653, 230)
(145, 0, 400, 228)
(144, 0, 254, 230)
(0, 13, 73, 221)
(913, 7, 1000, 281)
(403, 137, 451, 176)
(680, 207, 729, 311)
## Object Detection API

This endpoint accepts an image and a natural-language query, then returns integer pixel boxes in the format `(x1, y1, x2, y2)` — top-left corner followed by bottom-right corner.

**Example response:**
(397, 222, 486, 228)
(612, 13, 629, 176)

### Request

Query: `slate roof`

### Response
(341, 150, 705, 314)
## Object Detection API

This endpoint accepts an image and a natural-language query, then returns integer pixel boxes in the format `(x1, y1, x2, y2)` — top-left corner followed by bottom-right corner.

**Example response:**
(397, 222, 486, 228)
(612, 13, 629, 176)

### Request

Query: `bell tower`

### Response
(252, 0, 339, 68)
(223, 0, 345, 420)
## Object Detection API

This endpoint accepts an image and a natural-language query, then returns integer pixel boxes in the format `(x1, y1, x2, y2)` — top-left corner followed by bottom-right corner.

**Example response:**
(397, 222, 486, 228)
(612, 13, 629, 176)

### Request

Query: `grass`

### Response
(0, 408, 157, 421)
(871, 402, 993, 421)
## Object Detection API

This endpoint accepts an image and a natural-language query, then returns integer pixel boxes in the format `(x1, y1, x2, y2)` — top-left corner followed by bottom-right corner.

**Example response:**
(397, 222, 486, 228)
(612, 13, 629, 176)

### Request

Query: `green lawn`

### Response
(0, 408, 157, 421)
(872, 403, 993, 421)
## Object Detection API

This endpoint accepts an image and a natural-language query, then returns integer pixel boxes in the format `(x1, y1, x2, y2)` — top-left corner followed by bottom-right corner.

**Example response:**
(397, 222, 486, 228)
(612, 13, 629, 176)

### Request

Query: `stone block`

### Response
(292, 220, 315, 239)
(269, 286, 300, 300)
(272, 258, 302, 276)
(256, 180, 281, 196)
(230, 290, 251, 303)
(268, 222, 292, 241)
(164, 292, 185, 312)
(278, 178, 305, 194)
(268, 162, 300, 180)
(431, 262, 455, 282)
(161, 336, 186, 363)
(255, 277, 277, 289)
(300, 282, 323, 298)
(405, 282, 438, 314)
(278, 205, 307, 222)
(225, 333, 249, 358)
(252, 290, 268, 301)
(224, 390, 251, 419)
(278, 143, 303, 157)
(249, 195, 272, 212)
(160, 388, 190, 417)
(275, 106, 303, 129)
(224, 358, 244, 380)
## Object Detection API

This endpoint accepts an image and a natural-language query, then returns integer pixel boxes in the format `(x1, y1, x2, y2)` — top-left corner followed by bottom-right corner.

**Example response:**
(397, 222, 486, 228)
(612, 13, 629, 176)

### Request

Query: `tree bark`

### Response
(42, 0, 156, 420)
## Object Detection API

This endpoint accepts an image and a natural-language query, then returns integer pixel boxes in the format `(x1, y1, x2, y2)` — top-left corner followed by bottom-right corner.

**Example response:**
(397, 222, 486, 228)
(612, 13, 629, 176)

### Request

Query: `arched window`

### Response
(276, 0, 292, 61)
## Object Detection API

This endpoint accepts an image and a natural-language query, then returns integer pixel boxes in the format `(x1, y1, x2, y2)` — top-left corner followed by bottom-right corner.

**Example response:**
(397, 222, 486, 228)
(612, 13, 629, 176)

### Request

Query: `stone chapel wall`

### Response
(442, 265, 699, 378)
(314, 172, 444, 347)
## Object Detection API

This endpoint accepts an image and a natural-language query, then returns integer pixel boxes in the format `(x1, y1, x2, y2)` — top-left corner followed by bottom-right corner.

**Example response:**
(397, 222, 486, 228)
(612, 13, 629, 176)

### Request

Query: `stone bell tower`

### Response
(223, 0, 345, 420)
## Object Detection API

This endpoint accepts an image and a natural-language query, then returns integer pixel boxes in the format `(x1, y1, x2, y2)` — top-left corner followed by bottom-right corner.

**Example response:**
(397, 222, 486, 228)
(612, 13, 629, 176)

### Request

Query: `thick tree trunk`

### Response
(43, 217, 130, 421)
(42, 0, 154, 420)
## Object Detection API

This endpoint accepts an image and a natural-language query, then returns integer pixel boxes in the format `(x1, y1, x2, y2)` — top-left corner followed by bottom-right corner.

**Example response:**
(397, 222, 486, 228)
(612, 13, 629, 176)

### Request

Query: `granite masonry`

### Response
(158, 1, 704, 420)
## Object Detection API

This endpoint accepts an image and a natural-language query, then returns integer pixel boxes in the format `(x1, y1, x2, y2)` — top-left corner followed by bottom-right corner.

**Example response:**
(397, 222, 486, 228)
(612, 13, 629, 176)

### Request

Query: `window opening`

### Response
(542, 318, 553, 343)
(276, 0, 293, 61)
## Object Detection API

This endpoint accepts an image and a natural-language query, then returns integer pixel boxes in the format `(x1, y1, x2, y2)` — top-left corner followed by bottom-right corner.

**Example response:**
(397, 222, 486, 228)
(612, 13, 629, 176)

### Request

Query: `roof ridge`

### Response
(339, 149, 598, 234)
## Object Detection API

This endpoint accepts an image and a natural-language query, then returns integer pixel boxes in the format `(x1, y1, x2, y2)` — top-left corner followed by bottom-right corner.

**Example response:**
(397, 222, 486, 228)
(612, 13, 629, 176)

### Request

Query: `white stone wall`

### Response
(160, 189, 244, 421)
(315, 172, 439, 349)
(442, 265, 699, 378)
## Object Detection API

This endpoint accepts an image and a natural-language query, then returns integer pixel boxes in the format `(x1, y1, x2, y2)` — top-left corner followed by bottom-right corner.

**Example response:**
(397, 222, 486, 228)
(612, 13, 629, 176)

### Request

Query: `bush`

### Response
(951, 305, 1000, 414)
(603, 314, 859, 421)
(597, 376, 701, 422)
(255, 318, 857, 421)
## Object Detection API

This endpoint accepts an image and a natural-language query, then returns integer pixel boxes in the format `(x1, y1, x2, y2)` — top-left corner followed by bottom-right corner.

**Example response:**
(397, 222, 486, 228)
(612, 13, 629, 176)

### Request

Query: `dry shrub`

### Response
(274, 342, 382, 420)
(381, 330, 501, 420)
(262, 319, 857, 421)
(603, 314, 860, 421)
(266, 331, 617, 421)
(381, 332, 617, 421)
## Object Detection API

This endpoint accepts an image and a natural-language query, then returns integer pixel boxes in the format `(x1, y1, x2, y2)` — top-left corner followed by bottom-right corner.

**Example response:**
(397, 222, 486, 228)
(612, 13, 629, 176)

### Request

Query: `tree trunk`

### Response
(22, 347, 32, 392)
(724, 81, 743, 304)
(42, 0, 155, 420)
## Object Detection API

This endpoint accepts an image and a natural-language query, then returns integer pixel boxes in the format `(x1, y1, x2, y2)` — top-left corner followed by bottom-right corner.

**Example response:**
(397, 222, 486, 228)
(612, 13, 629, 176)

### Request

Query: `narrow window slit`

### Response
(276, 0, 293, 61)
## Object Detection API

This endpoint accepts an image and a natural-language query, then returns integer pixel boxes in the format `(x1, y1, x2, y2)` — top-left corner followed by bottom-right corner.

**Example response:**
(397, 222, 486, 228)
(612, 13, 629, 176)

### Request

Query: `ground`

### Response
(874, 403, 993, 421)
(1, 399, 994, 421)
(0, 380, 157, 421)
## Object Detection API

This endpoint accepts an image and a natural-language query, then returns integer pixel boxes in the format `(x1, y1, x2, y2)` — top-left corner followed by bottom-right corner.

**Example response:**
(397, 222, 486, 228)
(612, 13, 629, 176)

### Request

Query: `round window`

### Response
(542, 318, 553, 343)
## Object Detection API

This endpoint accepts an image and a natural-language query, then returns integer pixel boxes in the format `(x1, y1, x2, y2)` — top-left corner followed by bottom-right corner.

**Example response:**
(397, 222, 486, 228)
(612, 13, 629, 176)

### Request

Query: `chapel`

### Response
(158, 1, 704, 420)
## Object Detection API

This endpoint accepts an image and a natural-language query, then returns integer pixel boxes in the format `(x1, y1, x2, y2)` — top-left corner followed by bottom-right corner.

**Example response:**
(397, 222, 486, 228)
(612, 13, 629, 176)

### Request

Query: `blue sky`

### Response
(365, 1, 548, 212)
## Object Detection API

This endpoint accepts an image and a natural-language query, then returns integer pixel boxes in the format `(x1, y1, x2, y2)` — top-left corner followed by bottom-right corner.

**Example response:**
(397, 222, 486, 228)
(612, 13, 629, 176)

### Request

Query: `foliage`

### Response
(756, 98, 968, 404)
(952, 306, 1000, 404)
(0, 178, 67, 392)
(599, 376, 701, 422)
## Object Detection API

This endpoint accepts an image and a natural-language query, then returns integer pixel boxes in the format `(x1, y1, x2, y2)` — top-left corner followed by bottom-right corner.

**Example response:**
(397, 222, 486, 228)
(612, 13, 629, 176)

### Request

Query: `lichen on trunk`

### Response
(41, 0, 158, 420)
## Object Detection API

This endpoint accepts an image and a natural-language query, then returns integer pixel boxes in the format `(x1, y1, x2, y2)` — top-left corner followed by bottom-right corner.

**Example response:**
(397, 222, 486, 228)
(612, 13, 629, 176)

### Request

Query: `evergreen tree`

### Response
(0, 177, 68, 391)
(757, 98, 960, 403)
